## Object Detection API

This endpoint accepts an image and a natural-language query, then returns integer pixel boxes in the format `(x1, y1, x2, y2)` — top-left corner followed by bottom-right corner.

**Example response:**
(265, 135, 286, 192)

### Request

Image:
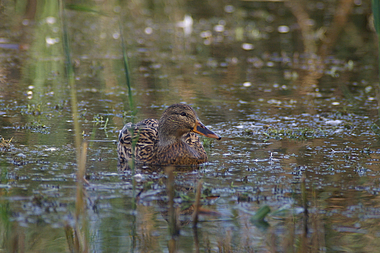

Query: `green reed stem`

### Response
(119, 18, 137, 174)
(119, 20, 135, 119)
(372, 0, 380, 34)
(59, 0, 81, 162)
(372, 0, 380, 118)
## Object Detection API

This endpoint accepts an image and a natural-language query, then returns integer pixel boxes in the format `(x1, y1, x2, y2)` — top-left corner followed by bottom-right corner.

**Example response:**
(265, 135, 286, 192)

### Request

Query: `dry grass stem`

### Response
(192, 180, 203, 228)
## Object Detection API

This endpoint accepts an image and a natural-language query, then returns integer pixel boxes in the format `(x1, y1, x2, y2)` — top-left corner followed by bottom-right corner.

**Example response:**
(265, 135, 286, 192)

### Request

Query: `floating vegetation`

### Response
(242, 126, 326, 140)
(14, 121, 49, 134)
(20, 104, 45, 116)
(200, 135, 216, 148)
(263, 127, 323, 140)
(370, 121, 380, 137)
(250, 205, 271, 224)
(54, 101, 69, 110)
(92, 114, 109, 137)
(0, 137, 12, 151)
(93, 114, 109, 129)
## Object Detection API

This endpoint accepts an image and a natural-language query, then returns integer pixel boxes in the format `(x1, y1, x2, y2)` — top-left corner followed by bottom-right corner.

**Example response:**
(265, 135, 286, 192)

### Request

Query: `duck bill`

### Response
(193, 121, 221, 140)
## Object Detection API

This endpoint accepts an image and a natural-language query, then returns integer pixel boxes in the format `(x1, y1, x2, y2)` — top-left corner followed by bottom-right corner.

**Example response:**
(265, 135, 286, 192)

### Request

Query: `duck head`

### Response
(158, 104, 221, 146)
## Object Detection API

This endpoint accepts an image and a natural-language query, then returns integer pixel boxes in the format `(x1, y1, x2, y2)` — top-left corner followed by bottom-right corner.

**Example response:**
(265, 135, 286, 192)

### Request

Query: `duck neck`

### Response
(158, 130, 183, 147)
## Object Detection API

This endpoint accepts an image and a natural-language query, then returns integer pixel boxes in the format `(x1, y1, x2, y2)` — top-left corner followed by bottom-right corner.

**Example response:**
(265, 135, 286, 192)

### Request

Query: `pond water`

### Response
(1, 0, 380, 252)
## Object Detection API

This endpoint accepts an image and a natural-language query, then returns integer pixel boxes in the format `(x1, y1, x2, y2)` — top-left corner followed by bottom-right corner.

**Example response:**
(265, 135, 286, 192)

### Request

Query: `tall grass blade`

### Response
(119, 21, 135, 120)
(60, 1, 89, 252)
(118, 18, 138, 173)
(372, 0, 380, 34)
(66, 4, 106, 16)
(64, 225, 77, 252)
(59, 0, 81, 163)
(371, 0, 380, 125)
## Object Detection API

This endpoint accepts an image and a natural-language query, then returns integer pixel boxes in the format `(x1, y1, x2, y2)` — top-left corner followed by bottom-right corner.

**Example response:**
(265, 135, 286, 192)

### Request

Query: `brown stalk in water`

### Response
(166, 166, 180, 237)
(192, 180, 203, 228)
(59, 1, 89, 252)
(299, 175, 309, 253)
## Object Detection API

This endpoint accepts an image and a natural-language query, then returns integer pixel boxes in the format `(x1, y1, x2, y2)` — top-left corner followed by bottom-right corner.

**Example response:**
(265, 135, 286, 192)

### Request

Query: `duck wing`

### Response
(117, 119, 159, 166)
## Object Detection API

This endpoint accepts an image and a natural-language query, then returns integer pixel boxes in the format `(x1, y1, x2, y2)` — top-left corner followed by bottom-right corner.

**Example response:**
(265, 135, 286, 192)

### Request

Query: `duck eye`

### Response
(180, 112, 187, 117)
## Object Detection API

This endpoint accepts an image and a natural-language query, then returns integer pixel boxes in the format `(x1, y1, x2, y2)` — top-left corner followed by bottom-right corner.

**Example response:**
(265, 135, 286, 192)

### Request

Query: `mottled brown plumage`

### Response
(117, 104, 221, 168)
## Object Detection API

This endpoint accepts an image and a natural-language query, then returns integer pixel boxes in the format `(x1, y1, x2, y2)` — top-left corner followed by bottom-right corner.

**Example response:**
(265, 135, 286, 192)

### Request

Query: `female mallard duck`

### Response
(117, 103, 221, 168)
